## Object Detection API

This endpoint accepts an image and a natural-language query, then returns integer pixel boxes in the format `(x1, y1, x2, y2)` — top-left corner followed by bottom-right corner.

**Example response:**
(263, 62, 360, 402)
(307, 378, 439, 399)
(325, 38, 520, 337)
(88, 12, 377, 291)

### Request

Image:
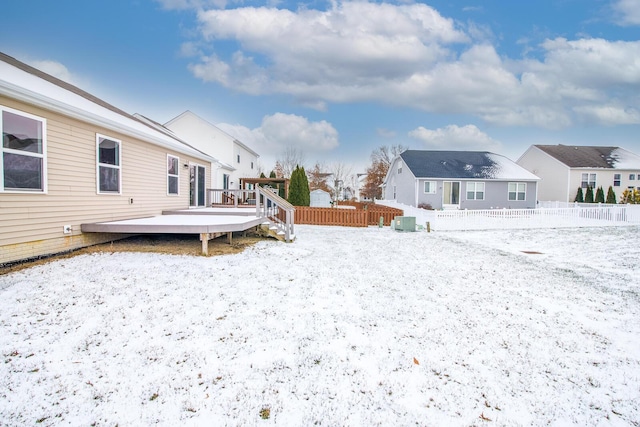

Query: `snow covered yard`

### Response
(1, 225, 639, 426)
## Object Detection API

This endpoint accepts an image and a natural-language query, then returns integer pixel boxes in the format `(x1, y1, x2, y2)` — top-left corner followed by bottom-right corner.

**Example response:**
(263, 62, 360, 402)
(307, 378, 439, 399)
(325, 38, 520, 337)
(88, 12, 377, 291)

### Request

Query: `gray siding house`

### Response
(382, 150, 540, 209)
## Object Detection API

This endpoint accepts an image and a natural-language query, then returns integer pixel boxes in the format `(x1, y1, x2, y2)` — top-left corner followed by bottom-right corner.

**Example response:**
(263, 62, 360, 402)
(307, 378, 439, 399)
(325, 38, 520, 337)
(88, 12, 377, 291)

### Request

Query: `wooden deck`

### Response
(81, 210, 266, 255)
(82, 188, 296, 254)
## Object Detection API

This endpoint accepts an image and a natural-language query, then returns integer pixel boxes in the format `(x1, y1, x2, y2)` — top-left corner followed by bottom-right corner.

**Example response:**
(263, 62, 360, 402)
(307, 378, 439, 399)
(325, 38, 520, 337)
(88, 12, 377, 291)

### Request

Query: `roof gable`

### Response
(399, 150, 539, 180)
(534, 145, 640, 169)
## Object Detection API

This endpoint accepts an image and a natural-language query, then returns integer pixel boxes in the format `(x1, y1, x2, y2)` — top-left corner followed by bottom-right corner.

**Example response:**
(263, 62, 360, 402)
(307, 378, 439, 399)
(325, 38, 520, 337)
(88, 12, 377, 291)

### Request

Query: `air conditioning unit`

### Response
(393, 216, 416, 232)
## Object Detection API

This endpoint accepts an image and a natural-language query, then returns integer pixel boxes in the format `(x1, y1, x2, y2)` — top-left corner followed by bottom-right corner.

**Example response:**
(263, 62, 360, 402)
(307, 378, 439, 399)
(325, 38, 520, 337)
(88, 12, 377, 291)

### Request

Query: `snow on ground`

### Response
(1, 225, 639, 426)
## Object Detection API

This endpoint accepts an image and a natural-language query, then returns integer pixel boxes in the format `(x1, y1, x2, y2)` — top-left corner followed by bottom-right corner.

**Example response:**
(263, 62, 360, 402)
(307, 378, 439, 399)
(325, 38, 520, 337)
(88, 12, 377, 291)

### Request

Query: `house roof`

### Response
(0, 52, 216, 163)
(533, 145, 640, 169)
(399, 150, 539, 180)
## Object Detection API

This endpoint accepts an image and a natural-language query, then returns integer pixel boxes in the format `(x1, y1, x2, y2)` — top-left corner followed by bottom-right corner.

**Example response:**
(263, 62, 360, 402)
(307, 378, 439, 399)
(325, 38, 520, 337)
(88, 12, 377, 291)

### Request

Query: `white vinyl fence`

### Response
(376, 200, 640, 231)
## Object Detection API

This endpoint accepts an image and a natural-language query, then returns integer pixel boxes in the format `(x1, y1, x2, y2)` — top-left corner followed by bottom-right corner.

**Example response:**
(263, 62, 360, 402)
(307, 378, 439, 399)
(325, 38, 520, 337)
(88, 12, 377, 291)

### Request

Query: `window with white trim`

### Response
(630, 174, 636, 181)
(424, 181, 436, 194)
(237, 154, 240, 163)
(97, 134, 121, 194)
(1, 106, 46, 192)
(581, 173, 596, 189)
(508, 182, 526, 201)
(167, 154, 179, 195)
(614, 174, 621, 187)
(466, 182, 485, 200)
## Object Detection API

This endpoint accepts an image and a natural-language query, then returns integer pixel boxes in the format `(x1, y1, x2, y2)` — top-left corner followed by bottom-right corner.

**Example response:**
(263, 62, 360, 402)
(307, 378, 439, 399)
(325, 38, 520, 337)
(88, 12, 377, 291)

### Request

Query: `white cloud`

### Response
(612, 0, 640, 26)
(184, 2, 640, 129)
(29, 60, 78, 85)
(408, 124, 501, 152)
(216, 113, 339, 167)
(573, 104, 640, 125)
(190, 1, 467, 95)
(156, 0, 227, 11)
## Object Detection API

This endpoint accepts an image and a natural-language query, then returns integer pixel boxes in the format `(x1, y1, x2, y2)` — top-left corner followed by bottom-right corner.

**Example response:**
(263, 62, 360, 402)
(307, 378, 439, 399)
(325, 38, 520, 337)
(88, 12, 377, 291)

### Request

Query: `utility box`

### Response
(393, 216, 416, 232)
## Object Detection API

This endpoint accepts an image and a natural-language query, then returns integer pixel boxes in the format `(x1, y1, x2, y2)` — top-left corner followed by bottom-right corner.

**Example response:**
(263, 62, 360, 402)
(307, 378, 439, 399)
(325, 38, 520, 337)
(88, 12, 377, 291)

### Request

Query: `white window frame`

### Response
(508, 182, 526, 201)
(466, 182, 485, 200)
(96, 134, 121, 195)
(237, 154, 240, 164)
(1, 105, 47, 193)
(167, 154, 179, 196)
(614, 174, 621, 187)
(630, 174, 636, 181)
(423, 181, 436, 194)
(581, 173, 596, 189)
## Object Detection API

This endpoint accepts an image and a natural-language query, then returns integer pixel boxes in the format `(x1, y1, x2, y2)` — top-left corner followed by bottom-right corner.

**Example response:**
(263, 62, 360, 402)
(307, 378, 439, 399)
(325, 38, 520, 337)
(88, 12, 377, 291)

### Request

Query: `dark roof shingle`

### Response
(399, 150, 537, 180)
(534, 145, 621, 168)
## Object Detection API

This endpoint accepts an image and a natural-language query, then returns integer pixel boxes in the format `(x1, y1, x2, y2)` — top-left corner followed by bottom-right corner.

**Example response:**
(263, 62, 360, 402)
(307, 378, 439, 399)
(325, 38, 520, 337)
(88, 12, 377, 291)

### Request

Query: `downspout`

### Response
(566, 167, 571, 202)
(415, 179, 419, 207)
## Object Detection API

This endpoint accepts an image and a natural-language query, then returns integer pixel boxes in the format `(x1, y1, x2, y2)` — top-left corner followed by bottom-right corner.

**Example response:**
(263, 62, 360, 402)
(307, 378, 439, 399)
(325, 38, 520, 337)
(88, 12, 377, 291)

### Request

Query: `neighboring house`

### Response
(517, 145, 640, 202)
(382, 150, 540, 209)
(354, 173, 369, 202)
(0, 52, 216, 265)
(164, 111, 259, 190)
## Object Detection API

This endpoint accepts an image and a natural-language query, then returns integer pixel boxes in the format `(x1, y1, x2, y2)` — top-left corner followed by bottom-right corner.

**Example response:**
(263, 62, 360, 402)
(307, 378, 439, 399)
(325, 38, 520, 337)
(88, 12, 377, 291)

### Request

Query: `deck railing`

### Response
(206, 188, 295, 241)
(207, 189, 257, 207)
(256, 187, 295, 242)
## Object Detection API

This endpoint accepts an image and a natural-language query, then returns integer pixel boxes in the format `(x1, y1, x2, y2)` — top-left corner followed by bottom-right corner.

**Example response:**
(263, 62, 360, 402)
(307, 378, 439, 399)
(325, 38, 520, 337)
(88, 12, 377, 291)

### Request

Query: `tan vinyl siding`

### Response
(0, 96, 210, 264)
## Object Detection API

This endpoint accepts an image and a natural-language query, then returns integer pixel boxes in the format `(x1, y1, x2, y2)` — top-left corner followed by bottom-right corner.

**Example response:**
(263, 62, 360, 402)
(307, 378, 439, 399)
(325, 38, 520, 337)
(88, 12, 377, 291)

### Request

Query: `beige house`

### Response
(0, 52, 216, 265)
(517, 145, 640, 203)
(164, 111, 260, 190)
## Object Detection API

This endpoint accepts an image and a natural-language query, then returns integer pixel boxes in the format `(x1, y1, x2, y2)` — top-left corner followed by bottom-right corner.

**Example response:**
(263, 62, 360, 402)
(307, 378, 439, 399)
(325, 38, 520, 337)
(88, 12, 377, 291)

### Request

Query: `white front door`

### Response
(442, 181, 460, 209)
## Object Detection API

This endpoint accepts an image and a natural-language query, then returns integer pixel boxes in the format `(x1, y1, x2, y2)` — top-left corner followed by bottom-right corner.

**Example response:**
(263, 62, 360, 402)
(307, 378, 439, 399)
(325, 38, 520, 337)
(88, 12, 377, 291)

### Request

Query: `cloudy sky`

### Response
(2, 0, 640, 171)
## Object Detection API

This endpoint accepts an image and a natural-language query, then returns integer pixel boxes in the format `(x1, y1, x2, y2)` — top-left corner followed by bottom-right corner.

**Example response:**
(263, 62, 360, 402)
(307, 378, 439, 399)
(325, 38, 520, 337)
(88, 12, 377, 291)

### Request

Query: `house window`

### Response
(424, 181, 436, 194)
(614, 174, 621, 187)
(97, 134, 121, 194)
(630, 174, 636, 181)
(1, 107, 46, 192)
(508, 182, 526, 201)
(167, 155, 179, 195)
(466, 182, 485, 200)
(237, 154, 240, 163)
(581, 173, 596, 189)
(251, 161, 254, 170)
(393, 185, 396, 199)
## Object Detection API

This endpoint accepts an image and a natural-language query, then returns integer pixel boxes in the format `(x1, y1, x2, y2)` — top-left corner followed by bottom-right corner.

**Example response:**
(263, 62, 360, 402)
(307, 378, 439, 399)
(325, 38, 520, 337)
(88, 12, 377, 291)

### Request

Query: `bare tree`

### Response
(329, 161, 353, 201)
(275, 146, 306, 178)
(371, 144, 408, 169)
(362, 144, 408, 200)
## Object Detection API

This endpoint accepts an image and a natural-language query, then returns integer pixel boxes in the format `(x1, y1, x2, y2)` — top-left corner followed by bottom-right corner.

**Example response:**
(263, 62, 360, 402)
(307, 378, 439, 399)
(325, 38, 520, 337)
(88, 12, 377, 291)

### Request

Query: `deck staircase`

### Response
(255, 187, 296, 242)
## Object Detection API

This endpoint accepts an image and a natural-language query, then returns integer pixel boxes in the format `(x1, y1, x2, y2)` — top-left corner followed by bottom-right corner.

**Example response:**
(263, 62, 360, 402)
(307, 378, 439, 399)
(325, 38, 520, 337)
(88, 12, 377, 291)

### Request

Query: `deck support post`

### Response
(200, 233, 209, 256)
(227, 232, 232, 244)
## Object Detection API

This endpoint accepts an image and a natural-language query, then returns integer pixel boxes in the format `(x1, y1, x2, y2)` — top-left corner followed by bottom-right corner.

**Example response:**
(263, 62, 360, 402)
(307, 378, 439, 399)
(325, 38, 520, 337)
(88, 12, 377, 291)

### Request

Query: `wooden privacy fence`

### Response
(295, 205, 404, 227)
(296, 207, 368, 227)
(334, 201, 403, 226)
